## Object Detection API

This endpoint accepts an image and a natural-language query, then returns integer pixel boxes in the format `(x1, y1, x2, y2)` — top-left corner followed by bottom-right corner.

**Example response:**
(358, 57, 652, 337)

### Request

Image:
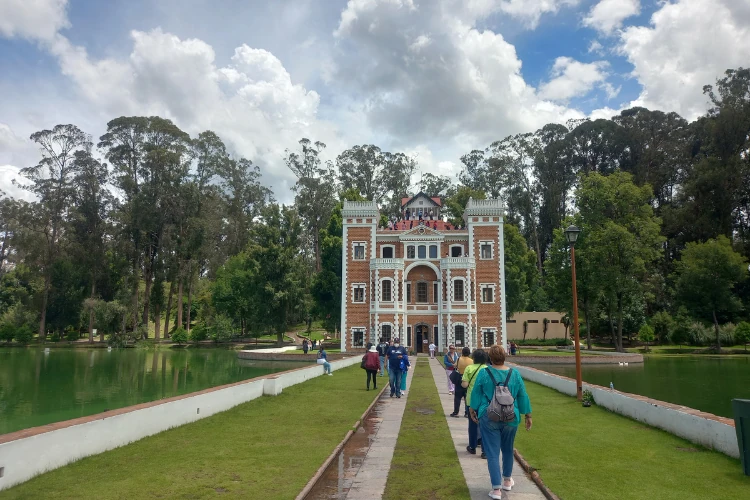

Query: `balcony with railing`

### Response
(440, 256, 476, 269)
(370, 258, 405, 270)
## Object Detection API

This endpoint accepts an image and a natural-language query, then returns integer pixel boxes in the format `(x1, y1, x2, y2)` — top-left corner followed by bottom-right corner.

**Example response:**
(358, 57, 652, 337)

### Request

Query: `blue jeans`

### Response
(468, 416, 479, 449)
(321, 361, 331, 374)
(388, 367, 403, 396)
(479, 414, 518, 488)
(379, 356, 386, 376)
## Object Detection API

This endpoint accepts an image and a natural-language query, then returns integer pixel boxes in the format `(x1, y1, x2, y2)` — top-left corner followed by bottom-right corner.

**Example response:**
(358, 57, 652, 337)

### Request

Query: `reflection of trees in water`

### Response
(0, 348, 293, 434)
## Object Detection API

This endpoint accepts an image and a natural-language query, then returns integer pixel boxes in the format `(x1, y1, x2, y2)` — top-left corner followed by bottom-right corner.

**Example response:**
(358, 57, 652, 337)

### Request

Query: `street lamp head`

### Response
(564, 225, 581, 246)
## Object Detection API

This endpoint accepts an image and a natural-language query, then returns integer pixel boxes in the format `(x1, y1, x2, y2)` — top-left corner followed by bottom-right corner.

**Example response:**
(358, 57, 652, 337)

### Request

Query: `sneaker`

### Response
(488, 489, 503, 499)
(502, 478, 514, 491)
(327, 373, 333, 376)
(466, 446, 476, 455)
(449, 412, 459, 418)
(480, 452, 486, 459)
(390, 392, 395, 397)
(396, 394, 401, 398)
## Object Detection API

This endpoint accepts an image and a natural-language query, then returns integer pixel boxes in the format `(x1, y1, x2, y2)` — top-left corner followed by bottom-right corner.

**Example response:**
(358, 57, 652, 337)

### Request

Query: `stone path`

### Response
(426, 357, 546, 500)
(343, 366, 415, 499)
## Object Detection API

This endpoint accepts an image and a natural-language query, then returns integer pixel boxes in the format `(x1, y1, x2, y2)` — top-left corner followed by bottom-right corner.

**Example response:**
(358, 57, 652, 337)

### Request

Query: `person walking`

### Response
(317, 345, 332, 376)
(462, 349, 488, 456)
(386, 337, 408, 398)
(302, 338, 309, 355)
(399, 351, 411, 395)
(428, 341, 436, 359)
(376, 337, 389, 376)
(444, 345, 459, 394)
(469, 345, 532, 498)
(450, 347, 473, 417)
(363, 344, 380, 390)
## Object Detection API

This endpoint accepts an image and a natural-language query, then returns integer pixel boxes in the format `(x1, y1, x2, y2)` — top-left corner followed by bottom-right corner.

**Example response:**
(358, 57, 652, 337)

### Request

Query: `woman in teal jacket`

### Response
(469, 345, 532, 499)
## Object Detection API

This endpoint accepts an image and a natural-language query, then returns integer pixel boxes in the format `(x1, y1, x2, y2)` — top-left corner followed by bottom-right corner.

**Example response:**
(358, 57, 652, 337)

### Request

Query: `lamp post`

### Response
(564, 225, 583, 402)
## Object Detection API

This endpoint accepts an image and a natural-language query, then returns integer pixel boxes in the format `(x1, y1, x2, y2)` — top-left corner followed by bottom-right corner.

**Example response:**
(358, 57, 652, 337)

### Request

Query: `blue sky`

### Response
(1, 0, 748, 202)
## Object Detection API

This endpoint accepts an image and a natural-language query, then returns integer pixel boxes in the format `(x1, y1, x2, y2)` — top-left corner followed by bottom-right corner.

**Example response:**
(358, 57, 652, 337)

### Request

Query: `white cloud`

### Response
(332, 0, 583, 152)
(450, 0, 581, 29)
(583, 0, 640, 35)
(0, 0, 69, 41)
(40, 29, 341, 201)
(588, 39, 605, 55)
(538, 57, 610, 101)
(619, 0, 750, 119)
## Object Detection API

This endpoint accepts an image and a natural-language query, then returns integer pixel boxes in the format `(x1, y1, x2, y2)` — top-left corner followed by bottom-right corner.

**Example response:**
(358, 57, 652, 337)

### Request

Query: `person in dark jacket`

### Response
(363, 344, 380, 390)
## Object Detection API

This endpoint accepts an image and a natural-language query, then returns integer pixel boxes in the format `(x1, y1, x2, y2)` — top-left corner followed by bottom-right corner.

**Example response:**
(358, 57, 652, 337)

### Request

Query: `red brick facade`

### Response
(340, 199, 506, 353)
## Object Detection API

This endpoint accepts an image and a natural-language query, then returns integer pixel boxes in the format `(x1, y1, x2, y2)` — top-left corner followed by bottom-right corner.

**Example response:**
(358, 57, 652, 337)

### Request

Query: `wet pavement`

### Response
(305, 369, 415, 500)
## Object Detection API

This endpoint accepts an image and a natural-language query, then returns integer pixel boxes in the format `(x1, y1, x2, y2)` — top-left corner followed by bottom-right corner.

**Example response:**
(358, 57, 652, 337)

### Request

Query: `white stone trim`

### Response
(479, 283, 496, 304)
(380, 277, 394, 302)
(451, 276, 466, 303)
(452, 322, 468, 348)
(380, 244, 396, 259)
(351, 326, 367, 348)
(352, 241, 367, 261)
(478, 240, 495, 260)
(449, 243, 465, 258)
(351, 283, 366, 303)
(499, 222, 507, 348)
(340, 220, 349, 351)
(481, 326, 498, 347)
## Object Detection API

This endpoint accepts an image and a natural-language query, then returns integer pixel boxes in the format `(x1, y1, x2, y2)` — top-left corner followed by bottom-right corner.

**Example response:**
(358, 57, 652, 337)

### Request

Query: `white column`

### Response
(498, 223, 508, 349)
(374, 268, 380, 343)
(340, 222, 349, 352)
(446, 268, 452, 347)
(394, 268, 400, 339)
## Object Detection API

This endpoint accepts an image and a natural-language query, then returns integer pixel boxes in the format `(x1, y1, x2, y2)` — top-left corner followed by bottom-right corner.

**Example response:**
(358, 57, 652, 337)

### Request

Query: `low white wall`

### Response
(0, 355, 362, 491)
(514, 365, 740, 459)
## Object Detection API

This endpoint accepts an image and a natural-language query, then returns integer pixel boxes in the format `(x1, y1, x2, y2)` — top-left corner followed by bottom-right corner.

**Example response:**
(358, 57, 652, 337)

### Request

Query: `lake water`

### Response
(531, 356, 750, 418)
(0, 347, 309, 435)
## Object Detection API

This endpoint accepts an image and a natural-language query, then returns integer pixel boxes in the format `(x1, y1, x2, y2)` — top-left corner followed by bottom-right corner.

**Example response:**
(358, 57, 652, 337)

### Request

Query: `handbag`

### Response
(450, 367, 463, 385)
(360, 355, 367, 370)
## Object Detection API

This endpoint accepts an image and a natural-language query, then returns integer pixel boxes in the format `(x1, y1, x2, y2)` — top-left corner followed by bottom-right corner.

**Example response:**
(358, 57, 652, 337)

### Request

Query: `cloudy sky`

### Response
(1, 0, 749, 203)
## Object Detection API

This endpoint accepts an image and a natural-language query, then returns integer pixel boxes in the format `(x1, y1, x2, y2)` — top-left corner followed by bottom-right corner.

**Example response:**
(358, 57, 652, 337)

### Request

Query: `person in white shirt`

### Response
(428, 342, 436, 359)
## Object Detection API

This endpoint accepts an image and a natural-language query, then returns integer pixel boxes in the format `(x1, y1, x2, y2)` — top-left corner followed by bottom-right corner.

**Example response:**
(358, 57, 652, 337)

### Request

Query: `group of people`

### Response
(301, 338, 319, 354)
(361, 337, 411, 396)
(442, 343, 533, 498)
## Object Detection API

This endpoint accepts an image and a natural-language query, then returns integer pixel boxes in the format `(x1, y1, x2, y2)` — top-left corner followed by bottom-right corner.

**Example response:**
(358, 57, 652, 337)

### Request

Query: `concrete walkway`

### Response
(426, 357, 545, 500)
(344, 365, 416, 499)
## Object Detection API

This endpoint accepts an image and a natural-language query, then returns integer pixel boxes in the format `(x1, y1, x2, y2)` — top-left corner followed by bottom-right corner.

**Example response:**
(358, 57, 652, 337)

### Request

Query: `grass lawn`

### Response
(0, 366, 378, 500)
(513, 381, 750, 500)
(625, 344, 750, 356)
(383, 358, 470, 499)
(297, 331, 327, 341)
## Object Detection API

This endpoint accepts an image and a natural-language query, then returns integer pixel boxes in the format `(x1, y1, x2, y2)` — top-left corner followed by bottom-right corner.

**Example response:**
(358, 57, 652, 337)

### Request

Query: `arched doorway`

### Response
(415, 324, 430, 353)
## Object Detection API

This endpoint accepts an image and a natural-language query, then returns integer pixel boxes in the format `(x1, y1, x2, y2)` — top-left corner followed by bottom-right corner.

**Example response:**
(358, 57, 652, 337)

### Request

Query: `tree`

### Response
(576, 172, 664, 352)
(285, 138, 337, 271)
(675, 236, 747, 351)
(638, 324, 655, 352)
(504, 224, 539, 317)
(21, 124, 91, 339)
(735, 321, 750, 352)
(443, 186, 486, 227)
(419, 173, 452, 198)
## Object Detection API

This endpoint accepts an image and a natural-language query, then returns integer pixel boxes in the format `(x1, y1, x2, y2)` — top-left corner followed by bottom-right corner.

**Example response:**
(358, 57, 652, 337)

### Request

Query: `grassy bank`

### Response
(383, 358, 469, 499)
(514, 381, 750, 500)
(0, 365, 377, 499)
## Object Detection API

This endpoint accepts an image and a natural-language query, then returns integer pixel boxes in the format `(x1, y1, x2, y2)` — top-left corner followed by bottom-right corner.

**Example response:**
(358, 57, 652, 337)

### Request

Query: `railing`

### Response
(440, 257, 475, 268)
(370, 258, 405, 269)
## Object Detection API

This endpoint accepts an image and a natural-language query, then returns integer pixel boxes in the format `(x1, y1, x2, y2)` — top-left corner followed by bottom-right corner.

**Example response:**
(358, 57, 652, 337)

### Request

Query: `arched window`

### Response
(382, 246, 394, 258)
(407, 245, 415, 259)
(454, 325, 465, 347)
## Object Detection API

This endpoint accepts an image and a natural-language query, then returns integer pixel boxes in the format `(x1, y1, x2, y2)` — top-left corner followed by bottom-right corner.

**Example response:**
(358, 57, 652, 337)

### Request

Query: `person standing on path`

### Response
(363, 344, 380, 390)
(462, 348, 488, 456)
(317, 345, 332, 376)
(444, 345, 459, 394)
(450, 347, 473, 417)
(428, 341, 436, 359)
(469, 345, 532, 498)
(302, 338, 309, 355)
(386, 338, 408, 398)
(377, 337, 389, 377)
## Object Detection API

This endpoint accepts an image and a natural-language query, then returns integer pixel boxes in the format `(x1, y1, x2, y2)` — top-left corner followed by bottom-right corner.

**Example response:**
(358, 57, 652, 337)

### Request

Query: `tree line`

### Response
(1, 68, 749, 351)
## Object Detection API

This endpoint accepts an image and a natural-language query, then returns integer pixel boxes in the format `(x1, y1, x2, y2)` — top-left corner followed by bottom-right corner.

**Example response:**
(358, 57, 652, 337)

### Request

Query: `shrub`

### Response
(172, 327, 188, 345)
(65, 326, 79, 342)
(734, 322, 750, 351)
(514, 338, 571, 347)
(15, 326, 34, 344)
(650, 311, 674, 344)
(0, 323, 14, 342)
(49, 331, 61, 342)
(719, 323, 735, 346)
(211, 314, 233, 343)
(190, 324, 209, 342)
(686, 322, 712, 346)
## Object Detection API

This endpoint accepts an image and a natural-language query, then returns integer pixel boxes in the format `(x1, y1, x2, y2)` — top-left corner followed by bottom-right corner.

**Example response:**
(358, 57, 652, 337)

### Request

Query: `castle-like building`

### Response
(340, 194, 507, 353)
